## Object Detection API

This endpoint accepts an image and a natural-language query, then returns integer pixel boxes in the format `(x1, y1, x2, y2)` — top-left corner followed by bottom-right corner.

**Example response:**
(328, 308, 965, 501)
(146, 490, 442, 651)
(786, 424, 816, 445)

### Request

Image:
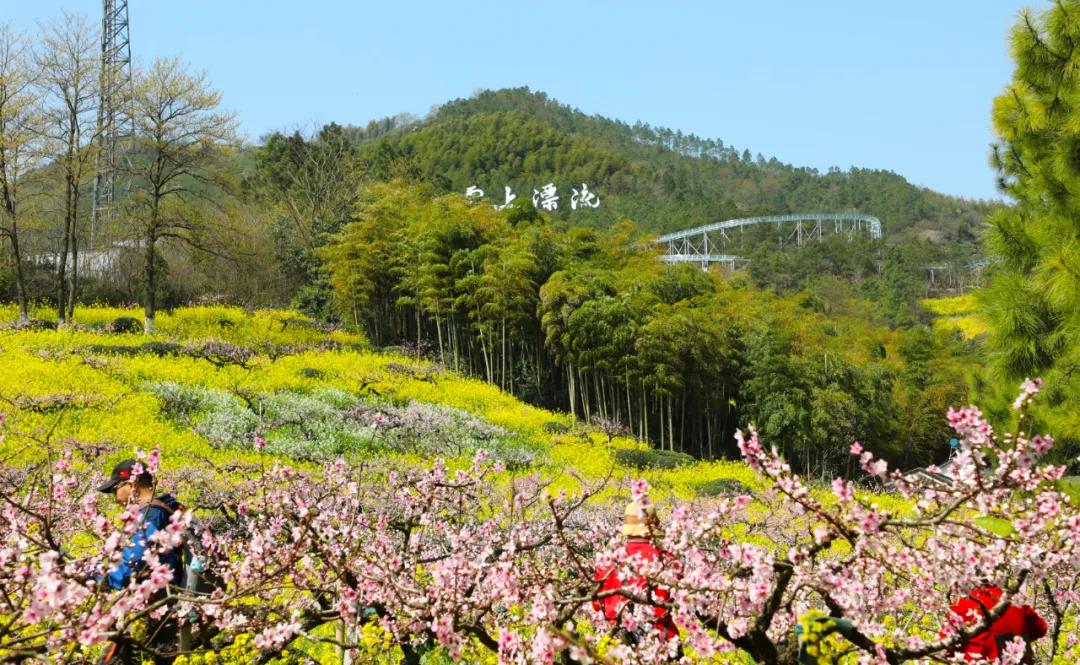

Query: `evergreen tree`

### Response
(982, 0, 1080, 462)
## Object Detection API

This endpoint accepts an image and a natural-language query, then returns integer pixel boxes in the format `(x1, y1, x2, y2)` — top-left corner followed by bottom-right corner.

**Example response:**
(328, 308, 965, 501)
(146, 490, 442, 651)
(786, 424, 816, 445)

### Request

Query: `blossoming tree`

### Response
(0, 381, 1077, 663)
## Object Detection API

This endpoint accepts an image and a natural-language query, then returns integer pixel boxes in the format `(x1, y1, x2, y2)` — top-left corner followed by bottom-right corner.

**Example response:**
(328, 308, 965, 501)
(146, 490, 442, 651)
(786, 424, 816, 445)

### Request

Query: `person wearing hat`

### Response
(592, 501, 679, 643)
(98, 459, 185, 591)
(97, 459, 185, 665)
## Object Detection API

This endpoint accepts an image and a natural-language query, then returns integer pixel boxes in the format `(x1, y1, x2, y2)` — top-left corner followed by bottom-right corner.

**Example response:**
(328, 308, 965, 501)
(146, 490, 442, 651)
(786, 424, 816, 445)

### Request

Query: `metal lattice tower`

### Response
(90, 0, 134, 251)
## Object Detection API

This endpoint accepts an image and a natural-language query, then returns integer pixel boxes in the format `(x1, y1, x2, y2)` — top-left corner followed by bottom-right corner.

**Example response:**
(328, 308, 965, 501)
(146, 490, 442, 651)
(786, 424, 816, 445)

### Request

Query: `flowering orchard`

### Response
(1, 380, 1078, 664)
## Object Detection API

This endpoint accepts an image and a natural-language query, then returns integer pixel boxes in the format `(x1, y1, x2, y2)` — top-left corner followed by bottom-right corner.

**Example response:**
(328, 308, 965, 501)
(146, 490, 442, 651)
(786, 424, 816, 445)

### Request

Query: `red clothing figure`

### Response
(946, 586, 1047, 662)
(593, 537, 678, 640)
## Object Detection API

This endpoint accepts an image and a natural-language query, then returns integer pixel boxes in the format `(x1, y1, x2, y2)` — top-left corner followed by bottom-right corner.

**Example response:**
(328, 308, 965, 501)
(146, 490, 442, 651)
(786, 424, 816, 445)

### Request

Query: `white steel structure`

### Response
(657, 213, 883, 268)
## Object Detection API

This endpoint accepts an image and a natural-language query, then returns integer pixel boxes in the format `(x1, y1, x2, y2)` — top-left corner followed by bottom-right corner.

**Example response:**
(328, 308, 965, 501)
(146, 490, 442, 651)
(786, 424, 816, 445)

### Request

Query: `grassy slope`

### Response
(0, 305, 759, 503)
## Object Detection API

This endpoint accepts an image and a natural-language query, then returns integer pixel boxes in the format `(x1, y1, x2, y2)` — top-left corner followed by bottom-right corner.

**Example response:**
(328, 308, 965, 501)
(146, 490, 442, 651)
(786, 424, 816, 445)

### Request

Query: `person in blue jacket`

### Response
(98, 458, 185, 589)
(97, 458, 184, 664)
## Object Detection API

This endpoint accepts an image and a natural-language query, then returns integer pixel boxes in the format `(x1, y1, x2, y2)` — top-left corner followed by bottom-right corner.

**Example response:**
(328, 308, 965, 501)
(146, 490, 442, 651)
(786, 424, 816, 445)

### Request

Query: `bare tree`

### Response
(35, 13, 99, 326)
(126, 56, 236, 333)
(0, 24, 42, 323)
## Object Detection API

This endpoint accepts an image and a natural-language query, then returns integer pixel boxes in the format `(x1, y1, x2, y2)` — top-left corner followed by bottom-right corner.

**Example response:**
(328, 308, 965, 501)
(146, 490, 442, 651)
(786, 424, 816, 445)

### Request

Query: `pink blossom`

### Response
(0, 399, 1076, 665)
(1012, 378, 1044, 410)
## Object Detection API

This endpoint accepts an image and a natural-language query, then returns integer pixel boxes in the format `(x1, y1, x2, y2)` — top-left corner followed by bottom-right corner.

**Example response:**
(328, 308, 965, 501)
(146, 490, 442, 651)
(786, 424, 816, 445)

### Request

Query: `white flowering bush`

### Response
(144, 381, 538, 465)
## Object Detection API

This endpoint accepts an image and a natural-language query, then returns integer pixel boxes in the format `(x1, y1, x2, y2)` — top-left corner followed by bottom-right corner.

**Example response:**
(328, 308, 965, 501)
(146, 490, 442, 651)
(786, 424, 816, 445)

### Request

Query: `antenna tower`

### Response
(90, 0, 133, 251)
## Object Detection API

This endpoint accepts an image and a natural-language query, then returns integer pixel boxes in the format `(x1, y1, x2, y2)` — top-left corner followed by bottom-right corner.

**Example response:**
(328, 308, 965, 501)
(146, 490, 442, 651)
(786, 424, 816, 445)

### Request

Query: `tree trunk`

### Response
(668, 399, 675, 452)
(707, 411, 713, 460)
(478, 325, 493, 384)
(581, 369, 591, 423)
(414, 304, 421, 360)
(6, 220, 28, 322)
(508, 340, 515, 395)
(500, 317, 507, 391)
(655, 392, 662, 451)
(567, 363, 577, 419)
(680, 389, 687, 451)
(143, 228, 157, 335)
(67, 229, 78, 322)
(449, 314, 459, 372)
(640, 381, 647, 442)
(434, 312, 444, 364)
(56, 172, 74, 326)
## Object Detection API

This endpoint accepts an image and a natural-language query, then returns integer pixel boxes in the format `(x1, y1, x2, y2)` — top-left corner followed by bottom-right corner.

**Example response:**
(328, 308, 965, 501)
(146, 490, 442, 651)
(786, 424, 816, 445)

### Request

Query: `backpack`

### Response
(100, 501, 227, 662)
(149, 499, 225, 596)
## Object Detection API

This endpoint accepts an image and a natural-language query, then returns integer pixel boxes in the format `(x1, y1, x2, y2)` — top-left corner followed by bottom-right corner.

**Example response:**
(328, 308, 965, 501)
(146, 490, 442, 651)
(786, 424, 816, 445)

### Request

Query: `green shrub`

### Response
(141, 341, 183, 356)
(194, 400, 260, 449)
(147, 381, 211, 423)
(542, 421, 572, 435)
(108, 317, 142, 334)
(695, 478, 750, 497)
(146, 378, 541, 464)
(614, 448, 695, 470)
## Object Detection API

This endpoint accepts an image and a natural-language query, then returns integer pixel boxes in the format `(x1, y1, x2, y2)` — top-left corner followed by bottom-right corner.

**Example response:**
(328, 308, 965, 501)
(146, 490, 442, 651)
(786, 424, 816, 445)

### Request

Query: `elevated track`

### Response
(657, 213, 883, 268)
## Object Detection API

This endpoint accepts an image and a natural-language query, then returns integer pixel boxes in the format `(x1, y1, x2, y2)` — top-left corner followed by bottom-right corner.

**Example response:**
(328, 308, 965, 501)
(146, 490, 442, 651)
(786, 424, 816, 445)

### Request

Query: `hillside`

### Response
(0, 304, 752, 499)
(354, 87, 997, 242)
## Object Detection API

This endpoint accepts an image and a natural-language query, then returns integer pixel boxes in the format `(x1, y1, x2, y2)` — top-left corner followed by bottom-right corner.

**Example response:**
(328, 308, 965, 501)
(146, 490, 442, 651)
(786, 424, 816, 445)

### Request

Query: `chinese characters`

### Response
(464, 183, 600, 211)
(571, 183, 599, 210)
(532, 183, 559, 211)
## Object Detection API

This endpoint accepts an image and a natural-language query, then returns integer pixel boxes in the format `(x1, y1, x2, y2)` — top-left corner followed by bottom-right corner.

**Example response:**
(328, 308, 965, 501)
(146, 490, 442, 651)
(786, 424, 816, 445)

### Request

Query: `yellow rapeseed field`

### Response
(922, 295, 989, 339)
(0, 305, 756, 499)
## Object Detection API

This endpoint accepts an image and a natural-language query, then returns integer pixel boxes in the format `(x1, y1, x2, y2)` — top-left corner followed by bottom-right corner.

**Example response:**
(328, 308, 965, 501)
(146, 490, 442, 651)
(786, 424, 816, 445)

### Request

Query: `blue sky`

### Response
(7, 1, 1047, 201)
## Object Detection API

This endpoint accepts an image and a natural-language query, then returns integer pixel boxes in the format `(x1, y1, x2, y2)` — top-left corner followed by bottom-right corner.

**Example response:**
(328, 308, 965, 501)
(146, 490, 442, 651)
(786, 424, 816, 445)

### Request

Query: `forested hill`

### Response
(355, 87, 997, 241)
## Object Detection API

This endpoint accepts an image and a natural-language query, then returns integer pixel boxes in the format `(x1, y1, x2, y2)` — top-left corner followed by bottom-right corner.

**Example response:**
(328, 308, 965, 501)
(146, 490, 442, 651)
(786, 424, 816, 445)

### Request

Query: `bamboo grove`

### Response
(320, 181, 975, 476)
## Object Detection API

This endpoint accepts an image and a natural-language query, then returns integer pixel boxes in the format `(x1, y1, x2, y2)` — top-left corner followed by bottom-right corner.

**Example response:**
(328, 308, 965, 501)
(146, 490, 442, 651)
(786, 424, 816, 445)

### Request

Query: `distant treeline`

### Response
(355, 87, 998, 242)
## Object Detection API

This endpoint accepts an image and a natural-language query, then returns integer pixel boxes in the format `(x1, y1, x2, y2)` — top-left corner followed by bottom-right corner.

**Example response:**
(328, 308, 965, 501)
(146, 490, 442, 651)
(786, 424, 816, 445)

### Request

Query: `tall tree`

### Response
(474, 234, 537, 391)
(126, 57, 236, 333)
(252, 123, 362, 292)
(982, 0, 1080, 459)
(0, 24, 40, 322)
(35, 13, 99, 325)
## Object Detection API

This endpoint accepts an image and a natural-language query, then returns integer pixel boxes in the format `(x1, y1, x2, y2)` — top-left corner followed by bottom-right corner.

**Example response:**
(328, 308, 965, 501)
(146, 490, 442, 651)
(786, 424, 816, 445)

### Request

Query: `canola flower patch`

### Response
(0, 306, 743, 495)
(923, 295, 989, 340)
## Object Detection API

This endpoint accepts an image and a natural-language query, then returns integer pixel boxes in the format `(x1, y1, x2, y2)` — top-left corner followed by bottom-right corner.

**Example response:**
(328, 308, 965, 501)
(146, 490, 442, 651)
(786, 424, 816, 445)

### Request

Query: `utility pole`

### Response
(90, 0, 133, 251)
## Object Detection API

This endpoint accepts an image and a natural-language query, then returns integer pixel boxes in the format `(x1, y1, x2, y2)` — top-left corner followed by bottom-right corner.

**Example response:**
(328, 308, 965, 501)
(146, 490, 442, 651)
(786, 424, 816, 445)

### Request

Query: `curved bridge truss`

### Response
(657, 213, 883, 268)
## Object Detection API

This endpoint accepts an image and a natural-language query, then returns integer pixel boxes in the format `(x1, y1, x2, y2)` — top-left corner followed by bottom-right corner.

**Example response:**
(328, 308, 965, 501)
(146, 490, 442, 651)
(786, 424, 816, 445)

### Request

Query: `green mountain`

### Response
(354, 87, 997, 243)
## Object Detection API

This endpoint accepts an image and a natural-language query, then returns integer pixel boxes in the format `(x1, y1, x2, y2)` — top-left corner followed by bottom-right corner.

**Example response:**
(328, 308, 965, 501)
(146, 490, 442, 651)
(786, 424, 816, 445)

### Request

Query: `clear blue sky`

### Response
(7, 1, 1048, 201)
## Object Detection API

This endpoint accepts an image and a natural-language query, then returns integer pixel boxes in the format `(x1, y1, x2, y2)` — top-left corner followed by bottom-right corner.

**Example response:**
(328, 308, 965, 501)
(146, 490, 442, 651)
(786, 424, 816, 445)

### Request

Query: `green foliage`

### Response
(356, 87, 994, 242)
(694, 478, 750, 497)
(251, 123, 361, 290)
(982, 1, 1080, 468)
(1059, 477, 1080, 504)
(974, 516, 1016, 537)
(108, 317, 142, 334)
(320, 182, 979, 477)
(614, 448, 695, 470)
